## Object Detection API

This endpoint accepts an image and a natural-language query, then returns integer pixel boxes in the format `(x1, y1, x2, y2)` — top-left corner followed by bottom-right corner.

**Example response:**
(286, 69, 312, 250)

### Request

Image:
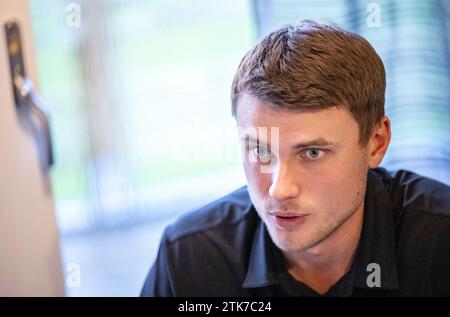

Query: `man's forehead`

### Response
(237, 97, 359, 148)
(236, 95, 358, 142)
(236, 95, 291, 122)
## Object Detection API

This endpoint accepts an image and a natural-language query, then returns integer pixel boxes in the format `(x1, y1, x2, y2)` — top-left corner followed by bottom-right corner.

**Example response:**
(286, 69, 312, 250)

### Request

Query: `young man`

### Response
(141, 21, 450, 296)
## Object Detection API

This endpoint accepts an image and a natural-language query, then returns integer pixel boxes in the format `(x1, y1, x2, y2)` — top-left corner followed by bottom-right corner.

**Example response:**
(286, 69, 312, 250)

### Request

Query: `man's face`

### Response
(237, 95, 370, 253)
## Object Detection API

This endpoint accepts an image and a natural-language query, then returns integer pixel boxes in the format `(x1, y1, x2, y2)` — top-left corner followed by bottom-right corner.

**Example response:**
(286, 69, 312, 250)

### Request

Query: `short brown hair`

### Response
(231, 20, 386, 145)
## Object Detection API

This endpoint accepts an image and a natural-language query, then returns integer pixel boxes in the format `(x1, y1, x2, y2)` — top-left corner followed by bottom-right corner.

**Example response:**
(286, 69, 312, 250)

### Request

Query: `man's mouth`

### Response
(270, 212, 309, 230)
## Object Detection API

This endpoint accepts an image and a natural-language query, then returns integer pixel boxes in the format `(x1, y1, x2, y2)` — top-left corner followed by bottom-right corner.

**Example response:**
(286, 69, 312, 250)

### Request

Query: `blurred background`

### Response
(24, 0, 450, 296)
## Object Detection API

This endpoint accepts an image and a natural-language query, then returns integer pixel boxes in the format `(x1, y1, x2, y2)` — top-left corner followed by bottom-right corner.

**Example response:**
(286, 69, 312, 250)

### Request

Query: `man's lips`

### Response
(270, 212, 307, 217)
(270, 212, 309, 229)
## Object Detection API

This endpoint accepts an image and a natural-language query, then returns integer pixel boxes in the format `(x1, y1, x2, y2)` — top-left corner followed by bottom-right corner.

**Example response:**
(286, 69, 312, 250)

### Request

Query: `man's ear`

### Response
(367, 116, 391, 168)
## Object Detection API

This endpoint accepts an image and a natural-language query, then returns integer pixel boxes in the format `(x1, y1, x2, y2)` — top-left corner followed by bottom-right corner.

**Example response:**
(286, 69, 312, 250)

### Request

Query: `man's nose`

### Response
(268, 162, 300, 202)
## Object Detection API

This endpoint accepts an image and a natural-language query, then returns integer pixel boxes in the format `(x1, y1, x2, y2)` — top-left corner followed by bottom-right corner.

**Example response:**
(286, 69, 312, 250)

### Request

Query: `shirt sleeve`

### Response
(140, 232, 176, 297)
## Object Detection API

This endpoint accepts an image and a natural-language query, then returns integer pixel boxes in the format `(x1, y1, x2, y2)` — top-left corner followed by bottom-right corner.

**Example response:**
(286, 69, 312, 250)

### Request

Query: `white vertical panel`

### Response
(0, 0, 65, 296)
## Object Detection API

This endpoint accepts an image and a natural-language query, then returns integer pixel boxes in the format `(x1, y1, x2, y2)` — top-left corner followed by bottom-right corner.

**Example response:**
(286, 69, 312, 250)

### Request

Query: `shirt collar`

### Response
(242, 168, 399, 291)
(242, 217, 280, 288)
(352, 168, 399, 290)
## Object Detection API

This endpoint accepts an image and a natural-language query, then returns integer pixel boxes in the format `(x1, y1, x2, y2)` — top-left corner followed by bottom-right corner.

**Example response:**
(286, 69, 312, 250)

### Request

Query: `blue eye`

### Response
(304, 149, 324, 160)
(253, 146, 270, 157)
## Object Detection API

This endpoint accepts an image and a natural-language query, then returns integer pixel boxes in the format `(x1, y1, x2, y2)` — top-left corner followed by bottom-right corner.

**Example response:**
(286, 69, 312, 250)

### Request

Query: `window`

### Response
(30, 0, 254, 234)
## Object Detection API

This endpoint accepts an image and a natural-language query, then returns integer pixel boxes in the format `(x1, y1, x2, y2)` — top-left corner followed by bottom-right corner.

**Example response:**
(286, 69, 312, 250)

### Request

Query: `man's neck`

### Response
(282, 204, 364, 295)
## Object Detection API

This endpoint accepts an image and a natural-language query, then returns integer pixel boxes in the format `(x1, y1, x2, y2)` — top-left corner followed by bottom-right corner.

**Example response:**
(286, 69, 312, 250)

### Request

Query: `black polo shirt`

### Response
(141, 168, 450, 297)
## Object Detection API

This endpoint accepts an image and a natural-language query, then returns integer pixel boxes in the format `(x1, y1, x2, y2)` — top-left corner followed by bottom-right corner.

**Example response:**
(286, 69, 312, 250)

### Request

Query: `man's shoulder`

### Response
(381, 168, 450, 220)
(375, 169, 450, 293)
(164, 186, 255, 243)
(149, 186, 257, 296)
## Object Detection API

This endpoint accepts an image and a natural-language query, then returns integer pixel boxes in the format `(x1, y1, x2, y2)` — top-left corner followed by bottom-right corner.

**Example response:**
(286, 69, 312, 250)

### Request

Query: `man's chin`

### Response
(273, 239, 310, 253)
(268, 228, 312, 252)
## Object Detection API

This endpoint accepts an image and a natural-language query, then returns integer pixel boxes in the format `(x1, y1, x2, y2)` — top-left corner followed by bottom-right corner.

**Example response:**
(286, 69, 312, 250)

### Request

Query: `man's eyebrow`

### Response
(241, 135, 336, 148)
(241, 135, 269, 145)
(292, 138, 337, 150)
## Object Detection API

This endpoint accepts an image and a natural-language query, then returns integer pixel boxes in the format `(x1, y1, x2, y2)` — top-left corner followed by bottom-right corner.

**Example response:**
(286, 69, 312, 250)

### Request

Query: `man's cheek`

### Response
(306, 176, 345, 211)
(317, 174, 352, 206)
(243, 161, 259, 178)
(244, 163, 270, 191)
